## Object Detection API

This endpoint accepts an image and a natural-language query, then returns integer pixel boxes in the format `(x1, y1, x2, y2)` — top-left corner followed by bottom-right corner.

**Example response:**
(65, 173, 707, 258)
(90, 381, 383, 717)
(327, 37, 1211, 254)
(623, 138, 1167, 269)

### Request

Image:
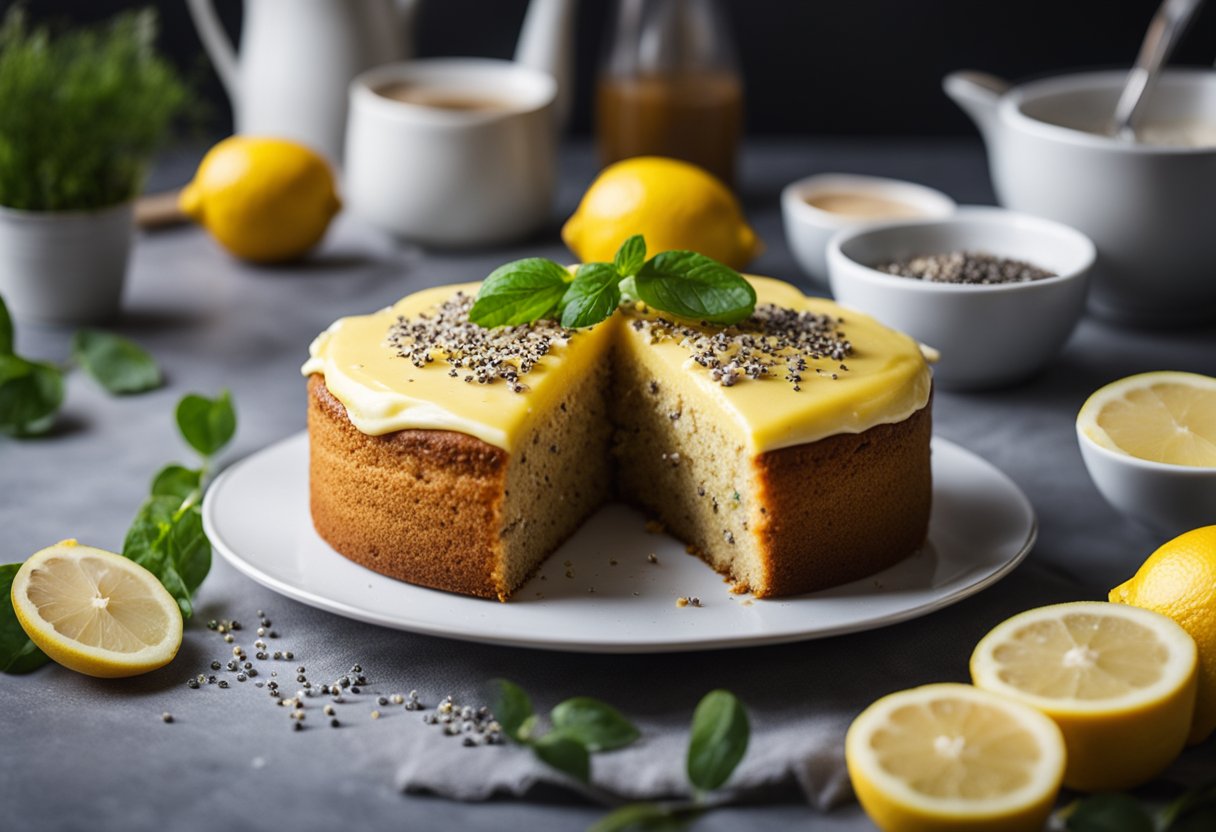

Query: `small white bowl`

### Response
(782, 174, 956, 286)
(827, 207, 1095, 391)
(1077, 380, 1216, 537)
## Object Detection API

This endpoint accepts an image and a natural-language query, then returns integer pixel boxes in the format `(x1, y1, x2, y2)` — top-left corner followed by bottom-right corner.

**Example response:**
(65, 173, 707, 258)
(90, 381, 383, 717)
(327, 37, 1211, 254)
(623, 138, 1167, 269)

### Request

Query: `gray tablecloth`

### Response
(2, 141, 1214, 832)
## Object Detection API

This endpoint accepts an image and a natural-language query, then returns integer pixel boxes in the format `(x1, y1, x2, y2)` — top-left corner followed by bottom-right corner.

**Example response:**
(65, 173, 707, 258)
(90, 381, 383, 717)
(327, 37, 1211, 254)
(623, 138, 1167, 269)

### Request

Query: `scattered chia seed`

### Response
(218, 680, 229, 689)
(210, 661, 221, 670)
(161, 712, 173, 723)
(386, 291, 575, 393)
(629, 301, 853, 389)
(331, 718, 340, 728)
(874, 251, 1055, 285)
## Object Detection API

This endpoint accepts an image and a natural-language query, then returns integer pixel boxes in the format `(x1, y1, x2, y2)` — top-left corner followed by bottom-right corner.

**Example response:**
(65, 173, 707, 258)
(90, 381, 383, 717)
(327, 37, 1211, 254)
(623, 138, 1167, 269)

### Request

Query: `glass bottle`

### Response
(596, 0, 744, 186)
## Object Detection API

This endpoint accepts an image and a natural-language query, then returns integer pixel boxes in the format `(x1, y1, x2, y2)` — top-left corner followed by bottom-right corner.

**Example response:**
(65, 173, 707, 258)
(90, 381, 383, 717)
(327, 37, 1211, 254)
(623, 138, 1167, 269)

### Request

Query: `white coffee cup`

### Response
(345, 58, 558, 247)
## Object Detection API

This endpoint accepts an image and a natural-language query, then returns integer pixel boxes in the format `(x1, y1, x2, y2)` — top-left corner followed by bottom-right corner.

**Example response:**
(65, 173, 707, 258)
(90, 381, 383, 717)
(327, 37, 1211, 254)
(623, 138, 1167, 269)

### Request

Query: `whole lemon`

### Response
(1110, 525, 1216, 744)
(562, 156, 760, 269)
(180, 136, 341, 263)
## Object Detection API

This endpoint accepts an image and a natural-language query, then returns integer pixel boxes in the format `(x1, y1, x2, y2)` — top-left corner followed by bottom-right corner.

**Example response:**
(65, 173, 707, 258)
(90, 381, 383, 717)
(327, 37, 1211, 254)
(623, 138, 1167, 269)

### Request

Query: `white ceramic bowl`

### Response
(946, 69, 1216, 325)
(781, 174, 955, 286)
(827, 207, 1095, 391)
(1077, 427, 1216, 538)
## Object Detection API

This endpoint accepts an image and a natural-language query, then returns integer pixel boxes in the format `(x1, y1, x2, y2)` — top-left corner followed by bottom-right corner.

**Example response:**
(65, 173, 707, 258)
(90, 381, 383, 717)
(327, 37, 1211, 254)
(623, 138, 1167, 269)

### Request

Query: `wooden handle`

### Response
(135, 190, 189, 230)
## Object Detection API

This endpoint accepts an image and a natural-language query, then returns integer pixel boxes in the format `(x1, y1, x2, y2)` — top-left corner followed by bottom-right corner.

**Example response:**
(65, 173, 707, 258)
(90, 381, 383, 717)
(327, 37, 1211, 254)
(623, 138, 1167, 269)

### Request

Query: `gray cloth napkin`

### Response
(389, 562, 1083, 810)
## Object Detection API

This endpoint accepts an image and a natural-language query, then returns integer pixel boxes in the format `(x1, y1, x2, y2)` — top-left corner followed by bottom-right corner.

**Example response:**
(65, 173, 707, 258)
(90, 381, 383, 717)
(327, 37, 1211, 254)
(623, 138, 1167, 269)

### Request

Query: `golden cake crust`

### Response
(751, 402, 932, 596)
(307, 374, 508, 599)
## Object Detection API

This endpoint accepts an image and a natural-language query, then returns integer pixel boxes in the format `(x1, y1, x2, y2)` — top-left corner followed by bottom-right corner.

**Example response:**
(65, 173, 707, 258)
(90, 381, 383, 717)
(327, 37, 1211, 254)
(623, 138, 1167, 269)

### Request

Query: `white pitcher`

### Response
(188, 0, 573, 163)
(187, 0, 417, 162)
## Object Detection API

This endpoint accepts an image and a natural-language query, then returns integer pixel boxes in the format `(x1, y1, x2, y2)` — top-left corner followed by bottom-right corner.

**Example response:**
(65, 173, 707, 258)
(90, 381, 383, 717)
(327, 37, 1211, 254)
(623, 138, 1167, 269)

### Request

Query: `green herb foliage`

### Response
(591, 690, 750, 832)
(126, 390, 235, 617)
(492, 679, 640, 783)
(468, 236, 755, 330)
(1063, 783, 1216, 832)
(0, 564, 48, 673)
(0, 390, 235, 672)
(0, 8, 187, 211)
(72, 329, 161, 394)
(686, 689, 750, 792)
(494, 682, 749, 832)
(0, 295, 163, 435)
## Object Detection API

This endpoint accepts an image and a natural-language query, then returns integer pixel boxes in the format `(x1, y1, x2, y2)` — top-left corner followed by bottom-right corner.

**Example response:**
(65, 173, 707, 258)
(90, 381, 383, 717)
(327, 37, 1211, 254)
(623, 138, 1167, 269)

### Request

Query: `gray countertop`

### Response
(2, 140, 1214, 832)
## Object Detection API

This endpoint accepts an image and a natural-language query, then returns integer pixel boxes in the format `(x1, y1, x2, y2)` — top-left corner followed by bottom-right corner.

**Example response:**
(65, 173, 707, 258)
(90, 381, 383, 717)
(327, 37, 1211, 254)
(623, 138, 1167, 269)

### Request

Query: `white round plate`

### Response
(203, 433, 1036, 653)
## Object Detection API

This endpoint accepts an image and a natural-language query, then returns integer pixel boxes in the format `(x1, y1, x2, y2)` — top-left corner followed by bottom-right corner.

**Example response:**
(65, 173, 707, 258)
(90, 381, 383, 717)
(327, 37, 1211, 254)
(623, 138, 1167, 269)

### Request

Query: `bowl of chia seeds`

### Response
(827, 207, 1095, 391)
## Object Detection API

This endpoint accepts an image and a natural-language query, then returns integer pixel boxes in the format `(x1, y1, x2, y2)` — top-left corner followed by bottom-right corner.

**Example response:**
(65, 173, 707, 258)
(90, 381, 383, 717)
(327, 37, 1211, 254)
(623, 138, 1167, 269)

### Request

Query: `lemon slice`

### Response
(846, 683, 1065, 832)
(1077, 371, 1216, 467)
(971, 601, 1197, 792)
(11, 540, 183, 678)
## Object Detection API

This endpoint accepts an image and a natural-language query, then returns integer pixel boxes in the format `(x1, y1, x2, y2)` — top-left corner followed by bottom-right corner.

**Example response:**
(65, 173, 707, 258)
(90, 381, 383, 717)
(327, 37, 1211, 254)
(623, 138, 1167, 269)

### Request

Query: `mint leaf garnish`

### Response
(686, 689, 749, 792)
(0, 296, 13, 356)
(0, 563, 48, 674)
(0, 354, 64, 436)
(532, 732, 591, 783)
(551, 696, 640, 751)
(635, 251, 756, 325)
(72, 329, 161, 394)
(614, 234, 647, 278)
(176, 389, 236, 457)
(560, 263, 622, 329)
(469, 258, 572, 328)
(469, 236, 755, 331)
(150, 464, 203, 501)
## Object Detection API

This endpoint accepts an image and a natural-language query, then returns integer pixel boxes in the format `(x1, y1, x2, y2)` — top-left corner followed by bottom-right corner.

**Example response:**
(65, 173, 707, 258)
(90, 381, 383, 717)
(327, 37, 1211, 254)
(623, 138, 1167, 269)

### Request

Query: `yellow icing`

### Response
(302, 276, 931, 453)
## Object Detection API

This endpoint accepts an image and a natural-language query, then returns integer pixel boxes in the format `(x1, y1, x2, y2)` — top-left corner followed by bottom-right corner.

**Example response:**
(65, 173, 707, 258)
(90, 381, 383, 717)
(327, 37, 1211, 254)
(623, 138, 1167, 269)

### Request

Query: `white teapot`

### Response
(188, 0, 573, 163)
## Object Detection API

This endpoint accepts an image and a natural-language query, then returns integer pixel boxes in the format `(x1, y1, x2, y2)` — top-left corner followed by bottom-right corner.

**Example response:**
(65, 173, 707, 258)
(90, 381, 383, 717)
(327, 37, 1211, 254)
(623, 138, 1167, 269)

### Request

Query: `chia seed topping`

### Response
(874, 251, 1055, 285)
(386, 291, 573, 394)
(629, 302, 853, 389)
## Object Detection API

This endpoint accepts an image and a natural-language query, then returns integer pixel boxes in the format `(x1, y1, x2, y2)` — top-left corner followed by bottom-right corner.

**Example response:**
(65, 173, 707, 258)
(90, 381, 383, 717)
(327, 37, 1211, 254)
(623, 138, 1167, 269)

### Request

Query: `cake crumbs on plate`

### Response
(647, 553, 658, 564)
(644, 519, 666, 534)
(676, 596, 703, 608)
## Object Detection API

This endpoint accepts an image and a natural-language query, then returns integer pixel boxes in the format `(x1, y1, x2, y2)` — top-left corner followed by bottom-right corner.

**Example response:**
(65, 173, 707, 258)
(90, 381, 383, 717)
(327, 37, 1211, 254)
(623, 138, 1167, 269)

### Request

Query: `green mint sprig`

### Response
(591, 689, 751, 832)
(468, 236, 756, 330)
(0, 390, 236, 673)
(492, 679, 641, 783)
(124, 390, 236, 618)
(0, 294, 161, 436)
(1061, 782, 1216, 832)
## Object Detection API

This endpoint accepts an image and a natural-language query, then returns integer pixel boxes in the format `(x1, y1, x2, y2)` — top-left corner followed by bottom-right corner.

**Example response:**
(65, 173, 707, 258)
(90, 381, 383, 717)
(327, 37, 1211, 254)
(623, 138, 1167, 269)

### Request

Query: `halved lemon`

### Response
(11, 540, 183, 678)
(971, 601, 1197, 792)
(846, 683, 1065, 832)
(1077, 371, 1216, 467)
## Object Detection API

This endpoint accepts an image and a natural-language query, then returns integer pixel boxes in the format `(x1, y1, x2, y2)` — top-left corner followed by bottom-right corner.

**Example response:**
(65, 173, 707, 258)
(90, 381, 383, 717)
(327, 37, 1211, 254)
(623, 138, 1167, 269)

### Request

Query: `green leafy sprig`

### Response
(0, 390, 235, 672)
(123, 390, 235, 618)
(591, 690, 751, 832)
(493, 680, 641, 783)
(468, 236, 756, 330)
(1063, 783, 1216, 832)
(0, 7, 187, 211)
(0, 295, 162, 436)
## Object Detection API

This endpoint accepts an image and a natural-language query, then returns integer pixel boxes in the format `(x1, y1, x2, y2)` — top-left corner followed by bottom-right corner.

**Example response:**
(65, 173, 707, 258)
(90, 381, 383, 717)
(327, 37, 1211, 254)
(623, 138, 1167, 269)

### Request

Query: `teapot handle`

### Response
(187, 0, 240, 103)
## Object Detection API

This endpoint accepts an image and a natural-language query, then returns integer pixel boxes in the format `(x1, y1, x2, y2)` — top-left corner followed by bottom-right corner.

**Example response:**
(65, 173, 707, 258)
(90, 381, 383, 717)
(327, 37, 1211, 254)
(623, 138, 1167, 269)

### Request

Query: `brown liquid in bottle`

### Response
(596, 71, 743, 185)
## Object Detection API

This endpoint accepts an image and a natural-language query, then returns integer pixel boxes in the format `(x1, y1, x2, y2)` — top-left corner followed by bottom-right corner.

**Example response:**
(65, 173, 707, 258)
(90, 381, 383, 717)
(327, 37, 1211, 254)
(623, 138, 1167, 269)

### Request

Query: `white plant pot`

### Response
(0, 201, 135, 325)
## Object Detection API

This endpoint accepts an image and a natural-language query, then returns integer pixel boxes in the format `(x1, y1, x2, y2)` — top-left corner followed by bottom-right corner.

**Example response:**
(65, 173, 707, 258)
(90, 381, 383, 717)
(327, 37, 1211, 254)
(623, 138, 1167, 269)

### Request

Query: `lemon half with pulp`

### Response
(11, 540, 183, 678)
(846, 683, 1065, 832)
(1077, 371, 1216, 467)
(971, 601, 1197, 791)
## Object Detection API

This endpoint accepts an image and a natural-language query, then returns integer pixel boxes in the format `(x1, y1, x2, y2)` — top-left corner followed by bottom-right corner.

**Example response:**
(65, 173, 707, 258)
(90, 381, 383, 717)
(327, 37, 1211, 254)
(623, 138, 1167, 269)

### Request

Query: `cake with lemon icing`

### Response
(303, 277, 932, 601)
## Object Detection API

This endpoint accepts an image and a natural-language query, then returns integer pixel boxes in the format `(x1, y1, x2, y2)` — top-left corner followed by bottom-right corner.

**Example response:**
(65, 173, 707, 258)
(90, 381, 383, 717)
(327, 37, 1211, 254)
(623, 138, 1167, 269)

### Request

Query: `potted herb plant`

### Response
(0, 8, 186, 324)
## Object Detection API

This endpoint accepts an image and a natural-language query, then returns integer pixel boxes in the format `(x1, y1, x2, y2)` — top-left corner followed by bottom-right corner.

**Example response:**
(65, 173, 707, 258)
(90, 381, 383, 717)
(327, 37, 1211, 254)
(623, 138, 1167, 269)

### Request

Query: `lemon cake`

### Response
(303, 277, 932, 600)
